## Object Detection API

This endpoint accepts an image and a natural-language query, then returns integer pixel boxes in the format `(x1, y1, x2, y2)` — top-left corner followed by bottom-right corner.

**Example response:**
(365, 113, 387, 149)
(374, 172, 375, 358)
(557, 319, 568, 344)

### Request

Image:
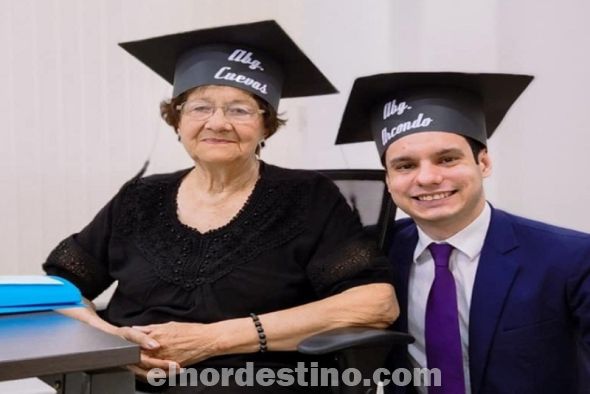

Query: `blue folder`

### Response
(0, 275, 84, 314)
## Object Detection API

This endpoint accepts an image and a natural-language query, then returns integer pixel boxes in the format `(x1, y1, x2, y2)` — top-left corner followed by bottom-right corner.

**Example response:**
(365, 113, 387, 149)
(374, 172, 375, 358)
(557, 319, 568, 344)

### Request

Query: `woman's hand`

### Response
(133, 322, 222, 366)
(112, 326, 181, 380)
(55, 304, 180, 379)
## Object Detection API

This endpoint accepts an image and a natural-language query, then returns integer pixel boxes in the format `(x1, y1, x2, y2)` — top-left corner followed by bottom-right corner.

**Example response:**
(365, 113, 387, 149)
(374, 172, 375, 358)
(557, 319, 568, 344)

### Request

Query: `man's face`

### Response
(384, 132, 492, 236)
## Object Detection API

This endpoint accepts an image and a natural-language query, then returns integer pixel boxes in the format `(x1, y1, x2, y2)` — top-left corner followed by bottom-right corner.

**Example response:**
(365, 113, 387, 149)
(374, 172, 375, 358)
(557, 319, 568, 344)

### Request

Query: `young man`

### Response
(336, 73, 590, 394)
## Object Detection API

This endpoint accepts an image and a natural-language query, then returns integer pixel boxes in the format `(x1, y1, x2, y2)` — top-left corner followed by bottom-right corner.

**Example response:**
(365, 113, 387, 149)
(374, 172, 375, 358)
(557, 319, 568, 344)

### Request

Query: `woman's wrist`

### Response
(210, 318, 260, 356)
(91, 317, 119, 335)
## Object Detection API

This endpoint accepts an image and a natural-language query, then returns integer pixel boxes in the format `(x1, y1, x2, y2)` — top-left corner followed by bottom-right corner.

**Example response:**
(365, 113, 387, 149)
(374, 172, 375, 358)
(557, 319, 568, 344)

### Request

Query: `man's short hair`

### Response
(466, 137, 486, 163)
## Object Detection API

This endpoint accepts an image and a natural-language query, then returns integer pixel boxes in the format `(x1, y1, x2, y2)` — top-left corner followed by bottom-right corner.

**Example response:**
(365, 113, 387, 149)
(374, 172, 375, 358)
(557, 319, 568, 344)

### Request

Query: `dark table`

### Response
(0, 311, 140, 393)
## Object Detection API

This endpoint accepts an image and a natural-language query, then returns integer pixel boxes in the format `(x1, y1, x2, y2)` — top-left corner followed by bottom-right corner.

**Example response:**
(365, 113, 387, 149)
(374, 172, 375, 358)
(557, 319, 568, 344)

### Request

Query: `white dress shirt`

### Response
(408, 203, 491, 394)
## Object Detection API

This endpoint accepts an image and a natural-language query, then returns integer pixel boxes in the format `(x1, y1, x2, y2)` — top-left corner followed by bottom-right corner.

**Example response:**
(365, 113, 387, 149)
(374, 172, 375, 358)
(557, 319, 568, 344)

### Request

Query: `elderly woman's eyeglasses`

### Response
(176, 100, 265, 123)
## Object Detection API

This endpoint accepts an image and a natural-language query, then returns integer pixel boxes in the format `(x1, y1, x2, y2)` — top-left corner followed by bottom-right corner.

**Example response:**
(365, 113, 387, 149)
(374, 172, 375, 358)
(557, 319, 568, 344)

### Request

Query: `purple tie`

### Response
(425, 243, 465, 394)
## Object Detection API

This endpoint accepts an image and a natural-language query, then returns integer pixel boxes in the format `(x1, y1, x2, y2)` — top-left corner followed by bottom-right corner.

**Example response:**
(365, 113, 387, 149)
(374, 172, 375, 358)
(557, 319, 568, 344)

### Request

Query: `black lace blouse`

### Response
(43, 162, 390, 369)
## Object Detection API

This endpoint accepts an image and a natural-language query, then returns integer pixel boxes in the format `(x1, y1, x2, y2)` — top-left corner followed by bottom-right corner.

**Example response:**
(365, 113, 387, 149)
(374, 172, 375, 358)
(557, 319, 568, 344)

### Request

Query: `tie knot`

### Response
(428, 243, 454, 267)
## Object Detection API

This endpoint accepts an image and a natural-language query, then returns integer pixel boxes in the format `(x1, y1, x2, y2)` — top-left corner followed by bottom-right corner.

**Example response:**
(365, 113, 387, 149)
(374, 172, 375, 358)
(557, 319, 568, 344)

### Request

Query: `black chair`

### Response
(297, 169, 414, 394)
(316, 169, 395, 250)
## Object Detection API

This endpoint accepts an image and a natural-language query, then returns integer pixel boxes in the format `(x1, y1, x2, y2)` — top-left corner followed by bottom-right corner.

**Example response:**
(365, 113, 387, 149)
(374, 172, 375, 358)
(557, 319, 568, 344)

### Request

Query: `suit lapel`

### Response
(389, 222, 418, 332)
(387, 222, 418, 394)
(469, 208, 520, 394)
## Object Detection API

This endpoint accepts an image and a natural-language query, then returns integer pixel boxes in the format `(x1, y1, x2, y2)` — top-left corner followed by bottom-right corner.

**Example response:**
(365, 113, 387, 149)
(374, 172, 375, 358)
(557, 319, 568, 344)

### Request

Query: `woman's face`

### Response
(177, 85, 267, 166)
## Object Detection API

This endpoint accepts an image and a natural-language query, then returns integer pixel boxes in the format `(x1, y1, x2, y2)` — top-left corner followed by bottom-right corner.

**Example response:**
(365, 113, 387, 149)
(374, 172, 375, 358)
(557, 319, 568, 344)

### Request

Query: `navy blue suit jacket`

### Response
(386, 207, 590, 394)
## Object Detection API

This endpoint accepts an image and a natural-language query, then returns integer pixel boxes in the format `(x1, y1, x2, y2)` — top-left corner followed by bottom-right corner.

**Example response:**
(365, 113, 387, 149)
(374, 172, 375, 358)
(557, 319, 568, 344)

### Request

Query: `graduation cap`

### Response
(335, 72, 534, 160)
(119, 20, 337, 111)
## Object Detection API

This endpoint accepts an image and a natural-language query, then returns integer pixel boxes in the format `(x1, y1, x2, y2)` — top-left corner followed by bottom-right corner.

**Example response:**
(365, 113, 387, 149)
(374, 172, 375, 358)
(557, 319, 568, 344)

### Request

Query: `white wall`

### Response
(1, 0, 589, 276)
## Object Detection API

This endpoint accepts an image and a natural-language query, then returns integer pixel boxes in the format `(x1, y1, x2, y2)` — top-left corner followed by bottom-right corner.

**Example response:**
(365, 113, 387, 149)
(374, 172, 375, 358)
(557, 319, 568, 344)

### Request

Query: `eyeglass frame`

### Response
(176, 100, 266, 123)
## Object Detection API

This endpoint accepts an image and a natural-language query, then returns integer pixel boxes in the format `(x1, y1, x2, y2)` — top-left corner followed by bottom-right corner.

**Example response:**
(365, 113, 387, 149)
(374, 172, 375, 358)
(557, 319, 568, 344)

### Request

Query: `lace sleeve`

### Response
(305, 179, 391, 298)
(42, 184, 126, 300)
(43, 235, 113, 300)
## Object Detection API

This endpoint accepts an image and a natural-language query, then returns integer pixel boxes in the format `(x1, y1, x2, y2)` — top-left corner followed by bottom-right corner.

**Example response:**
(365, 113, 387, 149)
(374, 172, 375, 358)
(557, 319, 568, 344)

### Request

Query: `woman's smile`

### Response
(201, 137, 235, 144)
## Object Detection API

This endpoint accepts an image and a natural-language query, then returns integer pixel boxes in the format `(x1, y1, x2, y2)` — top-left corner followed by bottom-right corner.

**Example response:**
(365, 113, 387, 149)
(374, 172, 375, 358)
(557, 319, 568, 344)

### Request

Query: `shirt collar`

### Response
(414, 202, 492, 263)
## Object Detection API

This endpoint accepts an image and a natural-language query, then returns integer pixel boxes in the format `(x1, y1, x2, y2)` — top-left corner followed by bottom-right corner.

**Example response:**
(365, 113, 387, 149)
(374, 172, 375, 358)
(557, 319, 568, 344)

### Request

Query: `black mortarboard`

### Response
(119, 20, 337, 111)
(335, 72, 534, 160)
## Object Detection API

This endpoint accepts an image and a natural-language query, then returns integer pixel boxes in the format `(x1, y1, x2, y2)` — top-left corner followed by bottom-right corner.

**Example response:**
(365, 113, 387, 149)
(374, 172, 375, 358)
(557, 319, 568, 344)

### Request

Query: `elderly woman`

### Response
(42, 21, 398, 393)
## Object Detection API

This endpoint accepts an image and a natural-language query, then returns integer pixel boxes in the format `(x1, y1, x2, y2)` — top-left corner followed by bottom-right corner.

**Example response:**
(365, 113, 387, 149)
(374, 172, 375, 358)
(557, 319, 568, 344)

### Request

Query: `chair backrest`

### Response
(317, 169, 396, 251)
